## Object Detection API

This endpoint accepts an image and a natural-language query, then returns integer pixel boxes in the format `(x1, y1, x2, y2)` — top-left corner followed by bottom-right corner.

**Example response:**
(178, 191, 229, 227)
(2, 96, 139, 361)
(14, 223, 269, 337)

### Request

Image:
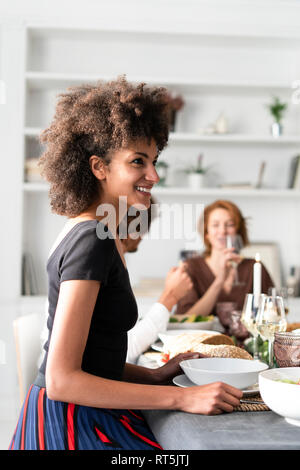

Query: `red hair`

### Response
(198, 200, 249, 256)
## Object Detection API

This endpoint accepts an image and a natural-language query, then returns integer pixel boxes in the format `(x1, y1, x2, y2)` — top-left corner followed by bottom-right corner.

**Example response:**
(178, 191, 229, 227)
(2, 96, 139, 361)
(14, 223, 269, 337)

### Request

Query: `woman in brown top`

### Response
(176, 200, 274, 317)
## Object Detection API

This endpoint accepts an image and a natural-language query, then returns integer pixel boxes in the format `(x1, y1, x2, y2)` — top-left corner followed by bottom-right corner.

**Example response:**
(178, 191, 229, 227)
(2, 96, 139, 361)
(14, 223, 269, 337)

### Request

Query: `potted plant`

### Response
(266, 96, 288, 137)
(155, 160, 169, 186)
(185, 154, 209, 189)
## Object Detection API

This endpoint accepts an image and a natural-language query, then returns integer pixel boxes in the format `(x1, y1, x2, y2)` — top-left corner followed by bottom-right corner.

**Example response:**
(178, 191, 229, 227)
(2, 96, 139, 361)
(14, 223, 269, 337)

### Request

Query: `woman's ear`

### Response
(89, 155, 107, 180)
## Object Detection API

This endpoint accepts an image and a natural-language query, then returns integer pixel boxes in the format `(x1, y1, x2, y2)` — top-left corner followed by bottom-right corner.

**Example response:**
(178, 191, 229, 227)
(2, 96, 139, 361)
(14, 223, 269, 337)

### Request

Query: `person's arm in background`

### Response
(176, 249, 240, 317)
(126, 265, 193, 364)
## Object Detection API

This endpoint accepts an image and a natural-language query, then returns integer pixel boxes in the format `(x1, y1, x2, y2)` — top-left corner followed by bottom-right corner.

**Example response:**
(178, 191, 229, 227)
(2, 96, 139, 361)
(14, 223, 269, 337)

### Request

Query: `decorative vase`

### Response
(271, 122, 283, 138)
(188, 173, 204, 189)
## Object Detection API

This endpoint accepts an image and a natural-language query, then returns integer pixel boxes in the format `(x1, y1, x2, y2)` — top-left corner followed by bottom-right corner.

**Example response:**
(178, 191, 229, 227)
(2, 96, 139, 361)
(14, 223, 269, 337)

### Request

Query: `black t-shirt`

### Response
(35, 220, 138, 387)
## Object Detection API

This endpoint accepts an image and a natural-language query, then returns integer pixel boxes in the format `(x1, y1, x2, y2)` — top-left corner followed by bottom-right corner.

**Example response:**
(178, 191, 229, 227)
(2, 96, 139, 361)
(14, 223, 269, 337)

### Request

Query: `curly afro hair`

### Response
(38, 76, 170, 217)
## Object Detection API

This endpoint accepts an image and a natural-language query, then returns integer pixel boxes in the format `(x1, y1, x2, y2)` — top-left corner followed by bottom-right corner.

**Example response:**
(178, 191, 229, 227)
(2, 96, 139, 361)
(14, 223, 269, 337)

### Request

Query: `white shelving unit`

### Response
(24, 126, 300, 145)
(22, 182, 300, 199)
(20, 24, 300, 300)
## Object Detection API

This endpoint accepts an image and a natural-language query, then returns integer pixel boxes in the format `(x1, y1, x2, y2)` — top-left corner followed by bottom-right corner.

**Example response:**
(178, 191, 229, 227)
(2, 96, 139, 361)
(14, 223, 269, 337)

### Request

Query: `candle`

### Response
(265, 300, 279, 322)
(253, 253, 262, 307)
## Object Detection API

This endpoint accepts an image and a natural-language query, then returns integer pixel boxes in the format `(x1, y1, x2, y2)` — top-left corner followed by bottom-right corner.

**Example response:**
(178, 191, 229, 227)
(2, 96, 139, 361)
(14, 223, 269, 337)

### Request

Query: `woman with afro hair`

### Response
(9, 76, 242, 451)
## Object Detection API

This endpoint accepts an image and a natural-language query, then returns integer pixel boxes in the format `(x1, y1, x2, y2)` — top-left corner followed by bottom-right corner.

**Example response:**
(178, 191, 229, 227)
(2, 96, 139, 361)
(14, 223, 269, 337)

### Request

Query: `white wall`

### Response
(1, 0, 300, 426)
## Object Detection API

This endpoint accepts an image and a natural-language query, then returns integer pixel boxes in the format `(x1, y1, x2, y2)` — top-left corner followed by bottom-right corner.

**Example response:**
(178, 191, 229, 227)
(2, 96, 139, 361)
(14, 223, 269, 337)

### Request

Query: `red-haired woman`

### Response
(176, 200, 274, 317)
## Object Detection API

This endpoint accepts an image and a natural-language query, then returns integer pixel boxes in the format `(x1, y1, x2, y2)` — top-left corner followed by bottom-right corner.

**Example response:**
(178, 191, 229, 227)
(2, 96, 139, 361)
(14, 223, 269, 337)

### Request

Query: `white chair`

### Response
(241, 242, 282, 289)
(13, 312, 45, 405)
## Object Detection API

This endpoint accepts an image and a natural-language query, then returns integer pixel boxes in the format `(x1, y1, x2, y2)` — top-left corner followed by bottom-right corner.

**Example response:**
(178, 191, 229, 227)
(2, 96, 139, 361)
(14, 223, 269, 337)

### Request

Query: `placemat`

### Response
(235, 395, 270, 412)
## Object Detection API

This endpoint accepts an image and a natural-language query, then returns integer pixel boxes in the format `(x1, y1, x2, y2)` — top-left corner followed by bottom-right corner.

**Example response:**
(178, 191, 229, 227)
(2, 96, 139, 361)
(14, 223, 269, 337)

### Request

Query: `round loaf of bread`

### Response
(164, 332, 236, 358)
(193, 343, 253, 360)
(200, 334, 234, 346)
(286, 322, 300, 332)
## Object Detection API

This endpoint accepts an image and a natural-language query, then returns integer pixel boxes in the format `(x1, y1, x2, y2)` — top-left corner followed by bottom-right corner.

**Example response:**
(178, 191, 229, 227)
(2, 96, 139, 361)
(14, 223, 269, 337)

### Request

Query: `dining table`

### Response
(137, 302, 300, 451)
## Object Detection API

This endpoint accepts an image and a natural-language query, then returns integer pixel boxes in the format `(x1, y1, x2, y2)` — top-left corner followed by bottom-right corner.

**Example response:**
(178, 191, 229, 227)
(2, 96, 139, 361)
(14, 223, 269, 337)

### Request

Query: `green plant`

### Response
(155, 161, 169, 186)
(155, 161, 169, 169)
(267, 96, 288, 123)
(185, 154, 210, 174)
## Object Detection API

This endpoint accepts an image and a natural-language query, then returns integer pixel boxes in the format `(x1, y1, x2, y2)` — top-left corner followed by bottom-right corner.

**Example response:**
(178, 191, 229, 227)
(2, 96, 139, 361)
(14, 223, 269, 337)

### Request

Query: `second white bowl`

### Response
(180, 357, 268, 389)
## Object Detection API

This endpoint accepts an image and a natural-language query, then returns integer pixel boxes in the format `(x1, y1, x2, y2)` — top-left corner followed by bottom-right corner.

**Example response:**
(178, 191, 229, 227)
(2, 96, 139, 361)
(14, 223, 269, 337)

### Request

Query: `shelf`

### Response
(25, 71, 293, 93)
(24, 127, 42, 137)
(153, 187, 300, 198)
(169, 133, 300, 145)
(23, 182, 48, 192)
(22, 182, 300, 199)
(26, 24, 300, 48)
(24, 128, 300, 146)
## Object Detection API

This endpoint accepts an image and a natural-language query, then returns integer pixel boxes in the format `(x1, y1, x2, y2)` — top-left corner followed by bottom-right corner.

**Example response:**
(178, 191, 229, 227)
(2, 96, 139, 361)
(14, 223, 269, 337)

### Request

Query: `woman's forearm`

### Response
(184, 277, 223, 316)
(46, 368, 182, 410)
(123, 363, 162, 384)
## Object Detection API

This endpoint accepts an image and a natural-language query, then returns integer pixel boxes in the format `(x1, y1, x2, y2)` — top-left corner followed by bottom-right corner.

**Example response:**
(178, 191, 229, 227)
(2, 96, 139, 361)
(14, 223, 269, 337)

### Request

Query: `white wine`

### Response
(241, 317, 258, 337)
(256, 319, 287, 341)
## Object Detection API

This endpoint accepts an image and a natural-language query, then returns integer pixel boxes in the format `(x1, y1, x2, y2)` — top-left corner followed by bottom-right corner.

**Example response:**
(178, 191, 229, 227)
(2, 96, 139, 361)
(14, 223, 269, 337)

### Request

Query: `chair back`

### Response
(13, 312, 44, 404)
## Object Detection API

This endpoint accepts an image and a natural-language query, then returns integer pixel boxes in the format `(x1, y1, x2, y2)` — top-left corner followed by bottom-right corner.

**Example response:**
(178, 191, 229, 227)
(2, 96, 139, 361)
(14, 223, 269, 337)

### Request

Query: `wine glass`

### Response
(228, 310, 250, 345)
(241, 293, 264, 360)
(256, 295, 287, 368)
(226, 234, 244, 286)
(268, 286, 289, 316)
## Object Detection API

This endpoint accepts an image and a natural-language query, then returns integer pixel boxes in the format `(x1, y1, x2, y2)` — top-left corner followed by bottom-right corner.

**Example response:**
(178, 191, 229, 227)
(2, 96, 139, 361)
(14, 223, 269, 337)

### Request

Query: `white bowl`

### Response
(259, 367, 300, 426)
(180, 357, 268, 389)
(167, 319, 215, 330)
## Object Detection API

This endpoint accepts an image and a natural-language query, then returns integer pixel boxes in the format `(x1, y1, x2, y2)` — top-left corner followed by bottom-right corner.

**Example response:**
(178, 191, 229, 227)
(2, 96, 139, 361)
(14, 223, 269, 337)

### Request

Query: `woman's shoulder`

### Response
(70, 220, 116, 254)
(50, 220, 116, 262)
(53, 221, 117, 282)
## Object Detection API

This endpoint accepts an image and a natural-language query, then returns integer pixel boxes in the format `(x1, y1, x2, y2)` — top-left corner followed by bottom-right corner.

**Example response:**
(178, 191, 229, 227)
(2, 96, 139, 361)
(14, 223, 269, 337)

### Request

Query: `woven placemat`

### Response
(234, 395, 270, 412)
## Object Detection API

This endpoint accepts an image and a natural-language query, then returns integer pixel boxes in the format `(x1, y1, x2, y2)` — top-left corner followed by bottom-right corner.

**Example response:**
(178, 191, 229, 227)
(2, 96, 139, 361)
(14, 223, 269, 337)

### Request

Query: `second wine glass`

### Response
(241, 293, 263, 360)
(256, 295, 287, 368)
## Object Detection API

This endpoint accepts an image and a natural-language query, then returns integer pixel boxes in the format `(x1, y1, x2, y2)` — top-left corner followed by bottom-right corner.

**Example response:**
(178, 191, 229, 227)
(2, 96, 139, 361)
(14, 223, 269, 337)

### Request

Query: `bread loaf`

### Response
(193, 343, 253, 360)
(286, 322, 300, 332)
(200, 334, 234, 346)
(165, 332, 235, 359)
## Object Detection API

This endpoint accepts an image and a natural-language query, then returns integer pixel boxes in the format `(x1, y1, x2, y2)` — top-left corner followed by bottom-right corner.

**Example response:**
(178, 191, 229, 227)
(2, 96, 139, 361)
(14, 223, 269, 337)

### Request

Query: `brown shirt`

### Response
(176, 256, 274, 316)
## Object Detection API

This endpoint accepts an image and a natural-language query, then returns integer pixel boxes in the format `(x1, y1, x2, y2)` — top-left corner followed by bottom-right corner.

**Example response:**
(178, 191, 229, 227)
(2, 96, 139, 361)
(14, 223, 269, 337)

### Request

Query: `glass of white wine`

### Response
(256, 295, 287, 368)
(241, 293, 264, 360)
(226, 234, 244, 286)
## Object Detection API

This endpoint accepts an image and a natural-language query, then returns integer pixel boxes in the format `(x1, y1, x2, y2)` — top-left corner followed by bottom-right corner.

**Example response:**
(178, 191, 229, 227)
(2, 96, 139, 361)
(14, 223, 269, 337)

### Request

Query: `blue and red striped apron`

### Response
(9, 385, 162, 450)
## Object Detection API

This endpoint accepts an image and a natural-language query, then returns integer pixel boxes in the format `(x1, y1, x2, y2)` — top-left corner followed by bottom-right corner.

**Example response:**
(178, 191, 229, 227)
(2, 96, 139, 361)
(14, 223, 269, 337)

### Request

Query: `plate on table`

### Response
(158, 329, 221, 345)
(151, 340, 164, 352)
(151, 329, 220, 354)
(168, 316, 215, 331)
(173, 374, 259, 396)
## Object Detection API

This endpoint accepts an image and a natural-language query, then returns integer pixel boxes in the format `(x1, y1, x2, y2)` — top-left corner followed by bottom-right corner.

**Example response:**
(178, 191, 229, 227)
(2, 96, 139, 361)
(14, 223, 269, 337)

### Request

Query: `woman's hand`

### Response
(180, 381, 243, 415)
(215, 248, 241, 285)
(152, 352, 207, 385)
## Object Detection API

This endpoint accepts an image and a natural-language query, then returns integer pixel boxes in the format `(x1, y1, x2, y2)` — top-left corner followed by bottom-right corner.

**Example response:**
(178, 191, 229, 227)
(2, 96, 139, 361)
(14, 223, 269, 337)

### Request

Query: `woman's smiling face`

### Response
(206, 208, 237, 251)
(94, 138, 160, 210)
